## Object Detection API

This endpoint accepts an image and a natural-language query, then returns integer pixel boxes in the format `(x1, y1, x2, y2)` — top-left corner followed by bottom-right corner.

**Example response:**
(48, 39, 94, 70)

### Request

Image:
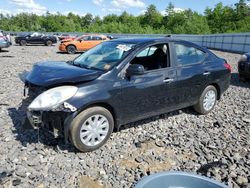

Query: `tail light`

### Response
(224, 61, 232, 72)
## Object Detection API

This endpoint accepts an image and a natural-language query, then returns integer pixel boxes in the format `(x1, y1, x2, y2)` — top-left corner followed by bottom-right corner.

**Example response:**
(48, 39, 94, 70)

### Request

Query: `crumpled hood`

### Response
(25, 61, 102, 87)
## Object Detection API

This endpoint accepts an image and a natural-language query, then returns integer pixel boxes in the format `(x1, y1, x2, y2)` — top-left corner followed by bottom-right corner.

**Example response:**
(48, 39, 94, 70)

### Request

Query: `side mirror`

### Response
(126, 64, 145, 77)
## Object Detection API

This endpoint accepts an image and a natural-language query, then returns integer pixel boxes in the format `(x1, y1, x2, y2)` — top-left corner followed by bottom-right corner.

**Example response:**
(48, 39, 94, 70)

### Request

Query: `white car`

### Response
(0, 31, 11, 51)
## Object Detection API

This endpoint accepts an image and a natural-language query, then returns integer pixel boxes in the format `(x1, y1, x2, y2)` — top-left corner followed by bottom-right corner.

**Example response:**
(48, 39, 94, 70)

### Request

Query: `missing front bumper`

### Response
(25, 109, 74, 139)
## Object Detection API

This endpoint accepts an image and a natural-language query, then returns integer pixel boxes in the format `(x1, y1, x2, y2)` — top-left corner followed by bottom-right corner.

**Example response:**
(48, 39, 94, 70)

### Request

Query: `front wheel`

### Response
(69, 107, 114, 152)
(194, 85, 217, 115)
(66, 45, 76, 54)
(20, 40, 27, 46)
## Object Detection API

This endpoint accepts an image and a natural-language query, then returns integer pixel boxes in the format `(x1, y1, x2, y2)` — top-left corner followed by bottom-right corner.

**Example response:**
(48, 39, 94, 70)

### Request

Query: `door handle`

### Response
(163, 78, 174, 83)
(203, 72, 211, 76)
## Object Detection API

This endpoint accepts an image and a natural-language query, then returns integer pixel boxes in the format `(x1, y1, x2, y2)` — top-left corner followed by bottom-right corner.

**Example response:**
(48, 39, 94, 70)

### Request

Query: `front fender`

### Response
(63, 80, 122, 140)
(64, 111, 78, 143)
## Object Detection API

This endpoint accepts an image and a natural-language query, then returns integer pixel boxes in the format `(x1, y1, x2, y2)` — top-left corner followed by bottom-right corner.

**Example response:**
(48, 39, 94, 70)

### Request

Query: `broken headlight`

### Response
(28, 86, 78, 111)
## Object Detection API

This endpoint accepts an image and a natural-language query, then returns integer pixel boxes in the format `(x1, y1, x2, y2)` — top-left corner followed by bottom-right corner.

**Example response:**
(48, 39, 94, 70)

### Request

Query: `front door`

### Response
(119, 43, 179, 124)
(120, 68, 178, 124)
(28, 34, 43, 44)
(78, 36, 92, 51)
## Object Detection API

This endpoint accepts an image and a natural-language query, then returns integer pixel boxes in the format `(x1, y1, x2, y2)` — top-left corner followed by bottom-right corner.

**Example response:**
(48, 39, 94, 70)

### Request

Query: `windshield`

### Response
(73, 41, 135, 71)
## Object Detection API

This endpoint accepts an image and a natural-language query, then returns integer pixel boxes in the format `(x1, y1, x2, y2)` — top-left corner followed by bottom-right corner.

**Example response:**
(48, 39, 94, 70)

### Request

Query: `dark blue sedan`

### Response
(22, 37, 231, 152)
(238, 53, 250, 80)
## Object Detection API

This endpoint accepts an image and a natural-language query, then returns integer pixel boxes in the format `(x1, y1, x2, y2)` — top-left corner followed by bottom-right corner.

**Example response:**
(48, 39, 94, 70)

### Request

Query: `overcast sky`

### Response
(0, 0, 243, 16)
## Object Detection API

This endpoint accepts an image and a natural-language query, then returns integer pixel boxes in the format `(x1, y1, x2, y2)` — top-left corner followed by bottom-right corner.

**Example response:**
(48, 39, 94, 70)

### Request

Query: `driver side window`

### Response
(137, 46, 157, 57)
(130, 44, 170, 71)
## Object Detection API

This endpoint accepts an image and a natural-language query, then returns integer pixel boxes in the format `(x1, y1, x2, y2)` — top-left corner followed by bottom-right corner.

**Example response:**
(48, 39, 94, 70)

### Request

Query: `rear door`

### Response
(173, 42, 209, 107)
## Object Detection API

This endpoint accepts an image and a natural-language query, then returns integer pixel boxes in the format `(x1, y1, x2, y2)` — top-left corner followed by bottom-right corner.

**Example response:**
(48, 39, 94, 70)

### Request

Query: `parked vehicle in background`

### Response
(58, 33, 77, 41)
(15, 32, 57, 46)
(238, 53, 250, 81)
(59, 34, 109, 54)
(0, 30, 11, 51)
(22, 37, 231, 152)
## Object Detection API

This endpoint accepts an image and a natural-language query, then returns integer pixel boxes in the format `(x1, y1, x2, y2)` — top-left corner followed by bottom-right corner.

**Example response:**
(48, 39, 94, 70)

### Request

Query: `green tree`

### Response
(0, 0, 249, 34)
(142, 4, 163, 29)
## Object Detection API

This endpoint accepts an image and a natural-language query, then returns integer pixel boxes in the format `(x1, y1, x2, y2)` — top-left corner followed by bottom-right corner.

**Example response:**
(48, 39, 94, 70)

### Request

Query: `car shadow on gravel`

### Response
(120, 107, 198, 131)
(230, 73, 250, 88)
(7, 98, 77, 153)
(0, 49, 9, 53)
(0, 55, 14, 58)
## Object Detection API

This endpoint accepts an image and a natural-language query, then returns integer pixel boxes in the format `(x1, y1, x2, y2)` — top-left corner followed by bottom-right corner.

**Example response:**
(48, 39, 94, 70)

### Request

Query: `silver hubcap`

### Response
(80, 115, 109, 147)
(203, 90, 216, 111)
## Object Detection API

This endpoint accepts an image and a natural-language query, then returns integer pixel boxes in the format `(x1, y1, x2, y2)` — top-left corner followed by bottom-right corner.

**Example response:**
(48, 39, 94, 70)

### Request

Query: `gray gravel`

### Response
(0, 44, 249, 188)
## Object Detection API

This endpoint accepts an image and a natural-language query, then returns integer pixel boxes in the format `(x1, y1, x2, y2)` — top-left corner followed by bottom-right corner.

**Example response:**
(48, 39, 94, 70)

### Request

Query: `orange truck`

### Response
(59, 34, 109, 54)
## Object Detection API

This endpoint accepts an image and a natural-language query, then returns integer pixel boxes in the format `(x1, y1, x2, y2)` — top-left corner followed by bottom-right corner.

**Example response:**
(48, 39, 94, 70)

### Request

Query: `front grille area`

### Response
(24, 83, 68, 137)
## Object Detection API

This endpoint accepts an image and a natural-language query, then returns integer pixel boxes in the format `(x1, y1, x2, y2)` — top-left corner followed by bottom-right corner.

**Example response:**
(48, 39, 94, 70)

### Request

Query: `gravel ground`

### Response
(0, 44, 249, 188)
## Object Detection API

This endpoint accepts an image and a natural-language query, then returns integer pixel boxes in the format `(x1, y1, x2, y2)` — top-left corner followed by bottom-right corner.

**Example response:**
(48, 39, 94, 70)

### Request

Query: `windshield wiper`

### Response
(69, 61, 86, 68)
(71, 61, 104, 71)
(66, 60, 74, 65)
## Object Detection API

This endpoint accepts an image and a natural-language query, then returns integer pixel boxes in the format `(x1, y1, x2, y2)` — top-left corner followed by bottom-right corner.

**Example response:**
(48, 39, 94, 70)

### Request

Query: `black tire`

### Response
(45, 40, 53, 46)
(0, 48, 2, 52)
(20, 40, 27, 46)
(69, 106, 114, 152)
(66, 45, 76, 54)
(194, 85, 217, 115)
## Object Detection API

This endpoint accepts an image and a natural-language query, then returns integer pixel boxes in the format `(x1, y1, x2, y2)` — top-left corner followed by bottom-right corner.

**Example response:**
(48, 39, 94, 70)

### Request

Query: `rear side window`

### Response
(82, 36, 92, 41)
(175, 44, 206, 65)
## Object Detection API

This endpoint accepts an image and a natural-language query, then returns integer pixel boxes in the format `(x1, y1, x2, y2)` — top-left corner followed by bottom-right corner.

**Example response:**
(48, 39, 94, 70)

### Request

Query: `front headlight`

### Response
(28, 86, 78, 111)
(239, 54, 248, 62)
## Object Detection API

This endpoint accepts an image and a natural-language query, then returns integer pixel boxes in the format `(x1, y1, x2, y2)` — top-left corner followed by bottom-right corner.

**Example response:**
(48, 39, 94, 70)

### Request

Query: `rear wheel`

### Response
(70, 107, 114, 152)
(20, 40, 27, 46)
(45, 40, 53, 46)
(66, 45, 76, 54)
(194, 85, 217, 115)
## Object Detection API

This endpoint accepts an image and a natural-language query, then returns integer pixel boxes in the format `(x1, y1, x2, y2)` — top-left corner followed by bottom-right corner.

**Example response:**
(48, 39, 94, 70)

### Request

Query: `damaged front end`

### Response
(26, 102, 77, 138)
(23, 83, 78, 141)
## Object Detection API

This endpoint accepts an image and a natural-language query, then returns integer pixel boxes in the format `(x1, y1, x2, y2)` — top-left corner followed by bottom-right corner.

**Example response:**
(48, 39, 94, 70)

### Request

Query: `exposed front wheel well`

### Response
(66, 44, 76, 48)
(80, 103, 117, 129)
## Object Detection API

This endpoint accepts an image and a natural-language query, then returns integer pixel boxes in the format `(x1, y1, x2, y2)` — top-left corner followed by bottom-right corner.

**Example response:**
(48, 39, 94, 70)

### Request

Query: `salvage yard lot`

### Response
(0, 44, 249, 187)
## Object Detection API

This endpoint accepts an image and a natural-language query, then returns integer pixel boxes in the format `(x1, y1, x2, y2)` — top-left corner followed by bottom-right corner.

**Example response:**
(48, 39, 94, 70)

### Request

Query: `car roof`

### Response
(79, 34, 106, 37)
(109, 37, 209, 53)
(110, 37, 183, 44)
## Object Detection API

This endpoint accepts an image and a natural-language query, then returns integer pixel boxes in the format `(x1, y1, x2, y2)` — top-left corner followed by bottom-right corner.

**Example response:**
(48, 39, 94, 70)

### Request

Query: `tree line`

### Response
(0, 0, 250, 34)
